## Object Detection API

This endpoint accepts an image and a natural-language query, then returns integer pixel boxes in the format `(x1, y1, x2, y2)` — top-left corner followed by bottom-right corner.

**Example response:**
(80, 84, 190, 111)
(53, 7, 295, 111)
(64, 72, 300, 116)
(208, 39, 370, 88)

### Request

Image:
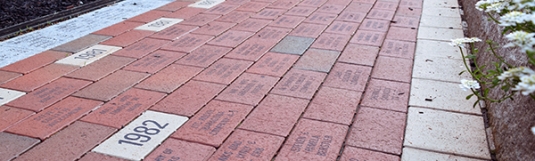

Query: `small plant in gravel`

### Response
(452, 0, 535, 134)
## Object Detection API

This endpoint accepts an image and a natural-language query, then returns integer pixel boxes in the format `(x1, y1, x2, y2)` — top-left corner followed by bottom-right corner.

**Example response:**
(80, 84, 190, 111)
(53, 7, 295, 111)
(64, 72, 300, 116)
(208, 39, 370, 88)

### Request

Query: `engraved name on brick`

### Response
(290, 133, 333, 156)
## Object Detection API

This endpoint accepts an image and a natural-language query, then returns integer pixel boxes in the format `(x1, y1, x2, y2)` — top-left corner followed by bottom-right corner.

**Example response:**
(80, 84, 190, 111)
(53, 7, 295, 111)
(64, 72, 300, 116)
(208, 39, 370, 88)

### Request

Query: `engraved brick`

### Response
(271, 36, 315, 55)
(136, 64, 204, 93)
(371, 56, 413, 83)
(208, 129, 285, 161)
(285, 6, 316, 17)
(379, 39, 416, 59)
(350, 30, 386, 46)
(217, 11, 253, 23)
(166, 7, 206, 19)
(399, 0, 422, 8)
(304, 12, 337, 25)
(149, 24, 198, 40)
(252, 8, 285, 20)
(340, 146, 400, 161)
(66, 55, 136, 81)
(360, 79, 410, 112)
(366, 9, 395, 20)
(0, 106, 34, 132)
(396, 7, 422, 18)
(217, 73, 279, 105)
(274, 119, 348, 161)
(345, 2, 373, 12)
(0, 132, 40, 161)
(225, 0, 250, 5)
(0, 70, 20, 85)
(338, 43, 379, 66)
(268, 0, 300, 9)
(161, 34, 214, 53)
(386, 26, 418, 42)
(328, 0, 352, 5)
(237, 2, 270, 12)
(249, 26, 291, 43)
(156, 1, 191, 12)
(192, 21, 236, 36)
(113, 38, 171, 58)
(145, 139, 216, 161)
(247, 52, 299, 77)
(194, 58, 253, 84)
(294, 48, 340, 72)
(289, 23, 328, 38)
(239, 94, 308, 136)
(225, 40, 272, 61)
(311, 33, 351, 51)
(135, 18, 183, 32)
(204, 4, 239, 15)
(7, 78, 91, 112)
(298, 0, 327, 7)
(392, 15, 420, 28)
(271, 69, 326, 99)
(79, 152, 129, 161)
(324, 63, 371, 91)
(317, 4, 345, 14)
(123, 50, 186, 74)
(55, 45, 121, 67)
(1, 50, 68, 74)
(208, 30, 254, 47)
(303, 87, 361, 125)
(93, 21, 145, 36)
(100, 30, 155, 47)
(81, 88, 166, 128)
(352, 0, 375, 4)
(53, 34, 111, 53)
(14, 121, 116, 161)
(128, 10, 171, 23)
(150, 80, 226, 116)
(324, 21, 359, 35)
(73, 70, 150, 101)
(269, 15, 306, 28)
(1, 64, 78, 92)
(176, 45, 232, 67)
(181, 14, 221, 26)
(373, 1, 398, 11)
(233, 18, 272, 32)
(359, 19, 389, 32)
(171, 100, 253, 147)
(337, 11, 366, 23)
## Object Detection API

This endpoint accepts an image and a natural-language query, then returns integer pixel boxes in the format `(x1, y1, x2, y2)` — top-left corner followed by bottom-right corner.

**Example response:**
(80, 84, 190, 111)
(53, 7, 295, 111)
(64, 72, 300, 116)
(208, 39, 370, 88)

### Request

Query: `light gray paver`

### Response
(401, 147, 488, 161)
(55, 44, 121, 67)
(189, 0, 225, 9)
(415, 39, 466, 60)
(412, 55, 472, 83)
(409, 78, 481, 114)
(417, 27, 464, 41)
(0, 88, 25, 106)
(135, 18, 183, 32)
(271, 36, 315, 55)
(294, 48, 340, 72)
(421, 8, 461, 18)
(419, 15, 463, 29)
(422, 0, 460, 8)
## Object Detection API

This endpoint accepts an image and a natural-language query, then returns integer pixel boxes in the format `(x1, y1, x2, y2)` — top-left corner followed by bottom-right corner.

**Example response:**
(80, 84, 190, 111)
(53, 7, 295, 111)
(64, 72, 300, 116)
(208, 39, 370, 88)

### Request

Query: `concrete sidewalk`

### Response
(0, 0, 492, 160)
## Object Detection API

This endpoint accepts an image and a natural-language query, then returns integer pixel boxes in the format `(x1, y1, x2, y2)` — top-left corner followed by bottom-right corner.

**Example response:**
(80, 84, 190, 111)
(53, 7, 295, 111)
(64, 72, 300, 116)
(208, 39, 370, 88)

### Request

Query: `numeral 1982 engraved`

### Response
(118, 120, 169, 146)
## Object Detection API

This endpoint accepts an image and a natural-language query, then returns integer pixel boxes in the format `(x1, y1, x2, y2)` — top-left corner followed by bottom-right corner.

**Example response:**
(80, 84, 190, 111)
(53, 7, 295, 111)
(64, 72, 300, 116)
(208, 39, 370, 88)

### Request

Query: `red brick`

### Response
(208, 30, 254, 47)
(274, 119, 348, 161)
(373, 1, 398, 10)
(250, 26, 291, 43)
(371, 56, 413, 83)
(128, 10, 171, 23)
(336, 11, 366, 23)
(208, 129, 285, 161)
(192, 21, 236, 36)
(350, 30, 386, 46)
(81, 88, 165, 128)
(239, 94, 308, 136)
(161, 34, 214, 53)
(7, 78, 92, 112)
(136, 64, 204, 93)
(396, 7, 422, 18)
(386, 26, 417, 42)
(323, 63, 371, 91)
(1, 64, 78, 92)
(123, 50, 186, 74)
(380, 39, 416, 59)
(165, 7, 206, 19)
(225, 0, 250, 5)
(175, 45, 232, 67)
(303, 87, 361, 125)
(79, 152, 129, 161)
(1, 50, 68, 74)
(181, 14, 221, 26)
(93, 21, 145, 36)
(346, 107, 406, 154)
(298, 0, 328, 7)
(65, 55, 135, 81)
(289, 23, 328, 38)
(399, 0, 422, 8)
(360, 79, 410, 112)
(392, 15, 420, 28)
(100, 30, 155, 47)
(311, 33, 351, 51)
(0, 132, 40, 161)
(217, 11, 253, 23)
(216, 73, 279, 105)
(285, 6, 316, 17)
(304, 12, 337, 25)
(255, 0, 277, 3)
(150, 80, 226, 116)
(345, 2, 373, 13)
(352, 0, 375, 4)
(0, 106, 34, 132)
(247, 52, 299, 77)
(224, 41, 269, 61)
(252, 8, 286, 20)
(340, 146, 400, 161)
(204, 4, 239, 15)
(324, 21, 359, 35)
(171, 100, 253, 147)
(145, 139, 216, 161)
(7, 97, 102, 139)
(73, 70, 150, 101)
(194, 58, 253, 84)
(233, 19, 272, 33)
(0, 70, 20, 85)
(269, 15, 306, 28)
(149, 24, 198, 40)
(113, 38, 171, 58)
(14, 121, 116, 161)
(271, 69, 326, 99)
(338, 43, 379, 66)
(328, 0, 352, 5)
(268, 0, 300, 9)
(156, 1, 191, 11)
(366, 9, 395, 20)
(236, 2, 270, 12)
(359, 19, 389, 32)
(317, 4, 345, 14)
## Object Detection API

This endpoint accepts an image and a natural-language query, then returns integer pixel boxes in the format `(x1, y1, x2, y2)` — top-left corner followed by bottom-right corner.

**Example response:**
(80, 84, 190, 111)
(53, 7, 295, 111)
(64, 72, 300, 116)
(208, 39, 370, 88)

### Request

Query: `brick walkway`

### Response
(0, 0, 492, 160)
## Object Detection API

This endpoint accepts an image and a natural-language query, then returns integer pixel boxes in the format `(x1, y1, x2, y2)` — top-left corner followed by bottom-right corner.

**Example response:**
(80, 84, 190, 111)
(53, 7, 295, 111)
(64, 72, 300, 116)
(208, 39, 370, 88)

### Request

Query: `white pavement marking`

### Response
(55, 45, 121, 67)
(189, 0, 225, 9)
(0, 88, 25, 106)
(92, 110, 188, 161)
(135, 18, 184, 32)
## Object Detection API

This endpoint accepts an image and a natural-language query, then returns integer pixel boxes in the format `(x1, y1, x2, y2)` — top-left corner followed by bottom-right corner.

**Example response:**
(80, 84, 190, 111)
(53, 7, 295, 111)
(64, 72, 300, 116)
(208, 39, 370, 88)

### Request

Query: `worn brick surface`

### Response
(14, 121, 116, 161)
(340, 146, 400, 161)
(192, 21, 236, 36)
(271, 36, 315, 55)
(208, 30, 254, 47)
(166, 7, 206, 19)
(396, 7, 422, 18)
(392, 15, 420, 28)
(7, 97, 102, 139)
(285, 6, 316, 17)
(217, 11, 253, 23)
(311, 33, 351, 51)
(100, 30, 155, 47)
(1, 50, 68, 74)
(78, 152, 129, 161)
(151, 80, 226, 116)
(271, 69, 327, 99)
(379, 39, 416, 59)
(237, 2, 270, 12)
(136, 64, 203, 93)
(93, 21, 145, 36)
(149, 24, 199, 40)
(208, 129, 285, 161)
(145, 138, 216, 161)
(66, 55, 135, 81)
(303, 87, 361, 125)
(270, 15, 306, 28)
(345, 2, 374, 12)
(156, 1, 190, 11)
(324, 21, 359, 35)
(371, 56, 413, 83)
(304, 12, 337, 25)
(252, 8, 286, 19)
(239, 94, 309, 136)
(176, 45, 232, 67)
(204, 4, 239, 15)
(346, 107, 406, 154)
(194, 58, 253, 84)
(360, 79, 410, 112)
(1, 64, 78, 92)
(0, 70, 20, 85)
(247, 52, 299, 77)
(7, 78, 91, 112)
(181, 14, 222, 26)
(171, 100, 253, 147)
(232, 18, 272, 32)
(123, 50, 186, 74)
(0, 132, 40, 161)
(53, 34, 111, 53)
(350, 30, 386, 46)
(336, 11, 366, 23)
(274, 119, 348, 161)
(386, 26, 418, 42)
(216, 73, 279, 105)
(338, 43, 379, 66)
(323, 63, 371, 91)
(289, 23, 328, 38)
(113, 38, 171, 58)
(366, 9, 395, 20)
(0, 106, 33, 132)
(294, 48, 340, 72)
(317, 4, 345, 14)
(161, 34, 214, 53)
(128, 10, 171, 23)
(73, 70, 150, 101)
